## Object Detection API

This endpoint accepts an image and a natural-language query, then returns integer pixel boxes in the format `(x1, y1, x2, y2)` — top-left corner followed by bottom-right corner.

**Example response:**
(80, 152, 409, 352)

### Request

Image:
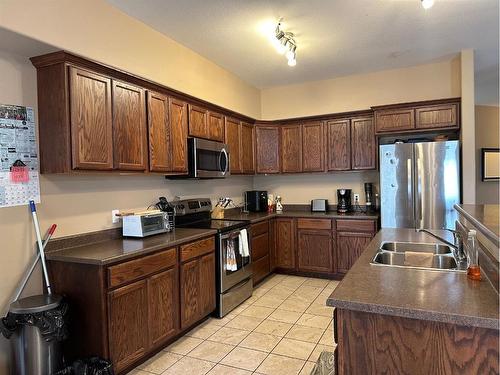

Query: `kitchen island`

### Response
(327, 228, 499, 374)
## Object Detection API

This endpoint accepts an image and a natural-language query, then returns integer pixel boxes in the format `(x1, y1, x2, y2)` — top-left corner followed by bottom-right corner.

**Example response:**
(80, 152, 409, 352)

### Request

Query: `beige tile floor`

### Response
(127, 274, 338, 375)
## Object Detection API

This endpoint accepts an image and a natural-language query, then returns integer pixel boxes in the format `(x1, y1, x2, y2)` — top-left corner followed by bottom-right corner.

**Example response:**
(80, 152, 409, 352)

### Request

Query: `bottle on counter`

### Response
(275, 195, 283, 213)
(466, 230, 481, 281)
(268, 194, 275, 213)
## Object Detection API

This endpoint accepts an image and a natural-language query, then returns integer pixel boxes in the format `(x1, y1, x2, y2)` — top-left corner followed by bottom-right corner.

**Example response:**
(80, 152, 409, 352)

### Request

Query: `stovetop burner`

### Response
(177, 219, 248, 233)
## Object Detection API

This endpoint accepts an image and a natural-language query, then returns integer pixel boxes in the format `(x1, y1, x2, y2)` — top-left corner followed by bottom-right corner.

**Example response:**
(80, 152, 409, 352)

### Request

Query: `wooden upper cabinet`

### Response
(225, 117, 242, 174)
(147, 91, 171, 172)
(415, 103, 458, 129)
(326, 119, 351, 171)
(169, 98, 188, 173)
(188, 104, 208, 139)
(241, 122, 255, 174)
(281, 124, 302, 173)
(275, 218, 296, 270)
(302, 121, 324, 172)
(255, 126, 280, 174)
(108, 279, 148, 373)
(351, 117, 376, 170)
(112, 81, 148, 171)
(375, 108, 415, 133)
(208, 112, 225, 142)
(69, 67, 113, 170)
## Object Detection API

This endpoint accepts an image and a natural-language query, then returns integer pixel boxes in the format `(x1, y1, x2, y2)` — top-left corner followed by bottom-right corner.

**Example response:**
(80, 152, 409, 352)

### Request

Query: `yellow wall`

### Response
(476, 105, 500, 204)
(261, 58, 461, 120)
(0, 0, 261, 119)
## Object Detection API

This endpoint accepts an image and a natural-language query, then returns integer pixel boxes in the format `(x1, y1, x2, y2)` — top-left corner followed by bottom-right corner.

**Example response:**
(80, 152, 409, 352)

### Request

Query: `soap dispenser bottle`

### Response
(466, 230, 481, 281)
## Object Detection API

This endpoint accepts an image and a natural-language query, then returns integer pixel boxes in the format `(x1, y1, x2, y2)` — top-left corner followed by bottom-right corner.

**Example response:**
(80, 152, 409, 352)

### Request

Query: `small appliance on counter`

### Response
(337, 189, 352, 213)
(311, 199, 328, 212)
(244, 191, 268, 212)
(122, 210, 172, 237)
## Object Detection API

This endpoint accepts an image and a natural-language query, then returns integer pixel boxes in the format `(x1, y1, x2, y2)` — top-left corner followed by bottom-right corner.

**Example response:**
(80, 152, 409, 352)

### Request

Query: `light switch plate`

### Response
(112, 209, 120, 224)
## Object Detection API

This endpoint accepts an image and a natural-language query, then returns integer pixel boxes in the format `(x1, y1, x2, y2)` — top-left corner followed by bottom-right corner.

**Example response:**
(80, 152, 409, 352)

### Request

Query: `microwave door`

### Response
(193, 138, 229, 178)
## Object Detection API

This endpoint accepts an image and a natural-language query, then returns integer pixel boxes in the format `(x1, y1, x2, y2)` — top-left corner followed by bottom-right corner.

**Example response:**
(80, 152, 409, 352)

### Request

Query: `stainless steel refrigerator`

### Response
(380, 140, 461, 230)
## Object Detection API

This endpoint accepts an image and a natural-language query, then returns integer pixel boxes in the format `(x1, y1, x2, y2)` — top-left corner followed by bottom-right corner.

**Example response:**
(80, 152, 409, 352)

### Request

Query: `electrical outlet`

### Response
(112, 209, 120, 224)
(353, 193, 360, 203)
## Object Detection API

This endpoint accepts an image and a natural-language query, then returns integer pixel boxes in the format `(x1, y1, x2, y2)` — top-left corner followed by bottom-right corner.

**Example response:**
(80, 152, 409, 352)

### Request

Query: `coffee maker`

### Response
(337, 189, 352, 213)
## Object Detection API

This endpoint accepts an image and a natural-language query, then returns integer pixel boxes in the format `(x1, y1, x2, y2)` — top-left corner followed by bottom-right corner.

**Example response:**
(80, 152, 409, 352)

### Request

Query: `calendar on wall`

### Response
(0, 104, 40, 207)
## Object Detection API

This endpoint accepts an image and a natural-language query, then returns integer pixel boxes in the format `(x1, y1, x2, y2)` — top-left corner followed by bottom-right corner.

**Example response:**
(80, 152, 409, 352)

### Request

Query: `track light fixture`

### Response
(421, 0, 434, 9)
(272, 18, 297, 67)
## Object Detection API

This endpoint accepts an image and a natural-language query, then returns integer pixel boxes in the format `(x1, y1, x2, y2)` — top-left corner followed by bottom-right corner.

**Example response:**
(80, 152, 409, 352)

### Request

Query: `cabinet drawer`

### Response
(180, 237, 215, 262)
(252, 255, 270, 284)
(297, 218, 332, 230)
(251, 232, 269, 261)
(252, 221, 269, 237)
(336, 219, 376, 233)
(108, 247, 176, 288)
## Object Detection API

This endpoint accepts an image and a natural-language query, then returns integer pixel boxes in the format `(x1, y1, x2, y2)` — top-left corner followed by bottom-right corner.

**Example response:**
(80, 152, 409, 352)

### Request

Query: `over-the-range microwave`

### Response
(183, 138, 230, 179)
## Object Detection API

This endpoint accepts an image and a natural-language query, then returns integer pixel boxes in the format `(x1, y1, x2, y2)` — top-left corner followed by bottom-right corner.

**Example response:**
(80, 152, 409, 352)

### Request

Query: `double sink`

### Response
(371, 242, 466, 272)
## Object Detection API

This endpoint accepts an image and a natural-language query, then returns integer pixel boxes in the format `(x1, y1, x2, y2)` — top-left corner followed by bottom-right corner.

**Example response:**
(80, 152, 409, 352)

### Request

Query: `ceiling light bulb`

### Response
(287, 58, 297, 67)
(421, 0, 434, 9)
(286, 44, 297, 61)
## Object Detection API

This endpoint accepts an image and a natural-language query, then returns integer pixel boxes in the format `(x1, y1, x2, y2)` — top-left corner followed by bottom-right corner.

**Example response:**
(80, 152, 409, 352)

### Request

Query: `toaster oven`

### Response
(122, 211, 171, 237)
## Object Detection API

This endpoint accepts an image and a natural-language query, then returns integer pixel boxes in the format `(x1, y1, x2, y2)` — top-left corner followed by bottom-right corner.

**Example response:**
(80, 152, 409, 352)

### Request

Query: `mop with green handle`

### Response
(29, 200, 52, 295)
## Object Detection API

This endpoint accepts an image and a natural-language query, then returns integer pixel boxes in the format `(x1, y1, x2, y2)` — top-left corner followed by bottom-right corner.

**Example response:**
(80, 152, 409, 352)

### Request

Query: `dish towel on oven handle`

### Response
(226, 238, 237, 271)
(238, 229, 250, 258)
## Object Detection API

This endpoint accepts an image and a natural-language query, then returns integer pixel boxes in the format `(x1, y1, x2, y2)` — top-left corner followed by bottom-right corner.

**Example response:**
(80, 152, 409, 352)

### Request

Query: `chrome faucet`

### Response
(416, 228, 466, 261)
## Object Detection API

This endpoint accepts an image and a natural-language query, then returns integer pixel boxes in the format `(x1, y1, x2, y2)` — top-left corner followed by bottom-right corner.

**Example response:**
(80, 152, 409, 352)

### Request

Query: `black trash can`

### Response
(1, 294, 67, 375)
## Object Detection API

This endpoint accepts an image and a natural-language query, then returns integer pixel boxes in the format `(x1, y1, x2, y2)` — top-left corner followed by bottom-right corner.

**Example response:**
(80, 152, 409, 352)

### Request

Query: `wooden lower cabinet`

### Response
(297, 229, 333, 273)
(180, 252, 216, 329)
(251, 221, 271, 284)
(108, 280, 149, 372)
(148, 268, 179, 348)
(275, 218, 296, 269)
(274, 217, 378, 277)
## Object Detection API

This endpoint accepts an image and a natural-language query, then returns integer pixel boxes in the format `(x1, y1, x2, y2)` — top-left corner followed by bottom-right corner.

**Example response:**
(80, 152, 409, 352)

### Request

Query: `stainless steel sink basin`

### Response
(372, 251, 459, 270)
(380, 241, 452, 254)
(371, 241, 466, 272)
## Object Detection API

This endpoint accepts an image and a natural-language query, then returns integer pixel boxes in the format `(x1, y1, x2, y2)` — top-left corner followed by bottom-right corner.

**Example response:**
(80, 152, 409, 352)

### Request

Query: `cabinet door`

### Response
(302, 121, 324, 172)
(269, 219, 276, 271)
(108, 280, 148, 373)
(112, 81, 148, 171)
(225, 117, 242, 174)
(188, 105, 208, 139)
(148, 268, 179, 348)
(241, 122, 255, 174)
(199, 253, 216, 316)
(281, 125, 302, 173)
(326, 119, 351, 171)
(255, 126, 280, 174)
(336, 232, 373, 274)
(147, 91, 171, 172)
(297, 229, 333, 273)
(351, 117, 376, 170)
(415, 103, 458, 129)
(169, 98, 188, 173)
(69, 67, 113, 170)
(208, 112, 224, 142)
(375, 108, 415, 133)
(276, 218, 296, 269)
(180, 259, 200, 329)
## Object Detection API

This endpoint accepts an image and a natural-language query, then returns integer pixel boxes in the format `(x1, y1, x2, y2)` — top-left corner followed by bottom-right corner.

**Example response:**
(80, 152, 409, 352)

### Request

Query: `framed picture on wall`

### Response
(481, 148, 500, 181)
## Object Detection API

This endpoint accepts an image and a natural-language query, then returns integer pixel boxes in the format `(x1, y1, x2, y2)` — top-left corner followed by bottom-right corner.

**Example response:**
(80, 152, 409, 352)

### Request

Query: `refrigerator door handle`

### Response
(416, 157, 423, 228)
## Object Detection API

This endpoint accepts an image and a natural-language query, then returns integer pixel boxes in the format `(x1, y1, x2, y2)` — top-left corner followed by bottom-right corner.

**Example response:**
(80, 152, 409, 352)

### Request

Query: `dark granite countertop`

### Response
(327, 228, 499, 330)
(224, 210, 379, 224)
(454, 204, 500, 248)
(45, 228, 217, 265)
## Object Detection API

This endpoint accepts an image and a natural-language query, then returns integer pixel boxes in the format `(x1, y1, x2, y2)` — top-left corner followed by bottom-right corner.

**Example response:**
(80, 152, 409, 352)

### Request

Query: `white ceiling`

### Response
(111, 1, 497, 102)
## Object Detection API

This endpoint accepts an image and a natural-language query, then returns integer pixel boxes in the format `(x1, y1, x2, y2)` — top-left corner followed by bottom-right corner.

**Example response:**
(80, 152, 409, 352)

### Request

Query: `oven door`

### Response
(219, 229, 252, 293)
(191, 138, 230, 178)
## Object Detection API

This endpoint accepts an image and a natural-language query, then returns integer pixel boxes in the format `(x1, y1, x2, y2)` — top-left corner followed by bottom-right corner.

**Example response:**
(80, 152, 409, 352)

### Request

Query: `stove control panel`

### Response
(174, 198, 212, 216)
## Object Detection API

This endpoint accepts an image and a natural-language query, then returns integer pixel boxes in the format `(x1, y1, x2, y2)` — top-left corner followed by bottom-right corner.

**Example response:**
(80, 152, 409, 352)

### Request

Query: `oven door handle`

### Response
(219, 148, 229, 176)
